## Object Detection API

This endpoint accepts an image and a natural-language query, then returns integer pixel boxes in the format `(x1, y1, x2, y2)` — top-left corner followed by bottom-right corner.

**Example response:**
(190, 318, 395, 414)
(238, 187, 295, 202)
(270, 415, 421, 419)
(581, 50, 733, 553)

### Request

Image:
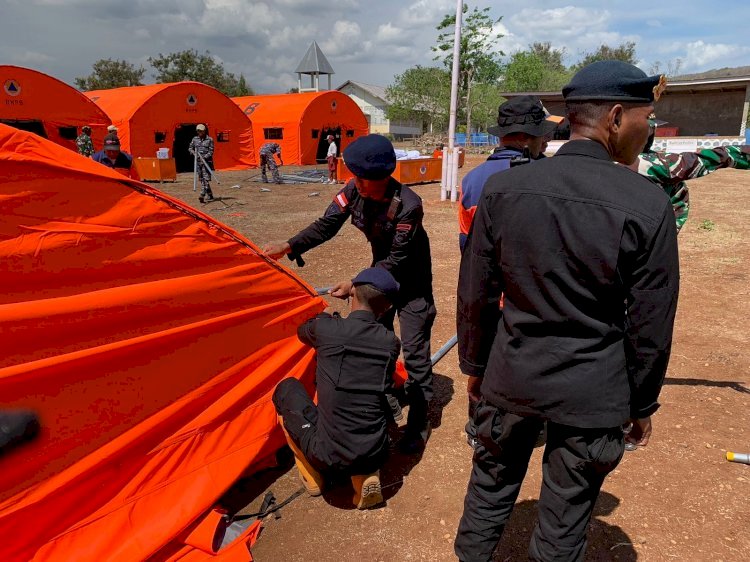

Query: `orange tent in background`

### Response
(0, 65, 110, 151)
(87, 82, 256, 171)
(232, 91, 368, 165)
(0, 123, 323, 561)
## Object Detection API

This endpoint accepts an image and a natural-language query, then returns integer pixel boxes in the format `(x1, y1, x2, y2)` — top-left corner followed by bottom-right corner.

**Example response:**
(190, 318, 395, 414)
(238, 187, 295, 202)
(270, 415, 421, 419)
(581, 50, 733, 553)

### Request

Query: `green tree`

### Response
(149, 50, 253, 96)
(649, 58, 683, 77)
(529, 42, 566, 73)
(467, 82, 503, 132)
(386, 66, 451, 133)
(75, 59, 145, 91)
(575, 42, 637, 69)
(433, 4, 504, 134)
(503, 49, 572, 92)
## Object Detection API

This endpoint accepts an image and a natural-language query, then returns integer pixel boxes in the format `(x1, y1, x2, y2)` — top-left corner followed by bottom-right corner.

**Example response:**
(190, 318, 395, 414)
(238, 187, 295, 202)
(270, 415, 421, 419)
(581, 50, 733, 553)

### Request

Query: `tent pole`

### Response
(193, 150, 197, 192)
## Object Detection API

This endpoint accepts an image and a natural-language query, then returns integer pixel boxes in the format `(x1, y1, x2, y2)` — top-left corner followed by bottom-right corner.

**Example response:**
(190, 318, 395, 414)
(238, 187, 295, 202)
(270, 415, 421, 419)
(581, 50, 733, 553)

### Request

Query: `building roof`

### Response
(295, 41, 335, 75)
(499, 75, 750, 100)
(337, 80, 390, 103)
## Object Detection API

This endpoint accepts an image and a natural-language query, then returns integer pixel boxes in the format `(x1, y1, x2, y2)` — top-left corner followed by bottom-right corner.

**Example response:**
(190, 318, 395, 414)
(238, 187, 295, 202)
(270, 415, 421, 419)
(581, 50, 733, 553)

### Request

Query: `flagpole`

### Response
(441, 0, 463, 202)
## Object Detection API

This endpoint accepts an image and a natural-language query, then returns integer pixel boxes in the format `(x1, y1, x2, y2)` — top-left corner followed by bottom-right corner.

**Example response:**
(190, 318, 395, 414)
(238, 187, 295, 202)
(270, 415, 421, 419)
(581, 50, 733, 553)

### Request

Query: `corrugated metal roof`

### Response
(336, 80, 390, 103)
(295, 41, 335, 75)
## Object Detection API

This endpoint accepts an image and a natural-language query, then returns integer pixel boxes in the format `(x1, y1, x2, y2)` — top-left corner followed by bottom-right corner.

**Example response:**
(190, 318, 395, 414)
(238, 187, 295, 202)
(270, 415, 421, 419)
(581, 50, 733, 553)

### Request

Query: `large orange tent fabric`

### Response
(232, 91, 368, 165)
(0, 65, 110, 151)
(87, 82, 256, 171)
(0, 123, 323, 561)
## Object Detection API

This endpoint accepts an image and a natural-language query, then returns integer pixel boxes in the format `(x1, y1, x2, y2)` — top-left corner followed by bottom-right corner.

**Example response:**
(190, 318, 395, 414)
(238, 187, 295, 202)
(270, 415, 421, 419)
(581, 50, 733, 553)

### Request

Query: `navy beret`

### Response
(352, 267, 400, 300)
(563, 60, 664, 103)
(342, 134, 397, 180)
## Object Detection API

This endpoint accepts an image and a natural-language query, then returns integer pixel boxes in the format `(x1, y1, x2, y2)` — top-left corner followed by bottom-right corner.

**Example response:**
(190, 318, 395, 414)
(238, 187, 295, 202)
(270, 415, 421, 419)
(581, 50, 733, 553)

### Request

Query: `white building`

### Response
(337, 80, 422, 139)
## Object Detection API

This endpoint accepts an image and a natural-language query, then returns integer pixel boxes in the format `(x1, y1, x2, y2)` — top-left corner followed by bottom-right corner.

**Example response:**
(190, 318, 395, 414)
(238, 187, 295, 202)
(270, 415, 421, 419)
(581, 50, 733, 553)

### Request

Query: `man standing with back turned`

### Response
(454, 60, 680, 561)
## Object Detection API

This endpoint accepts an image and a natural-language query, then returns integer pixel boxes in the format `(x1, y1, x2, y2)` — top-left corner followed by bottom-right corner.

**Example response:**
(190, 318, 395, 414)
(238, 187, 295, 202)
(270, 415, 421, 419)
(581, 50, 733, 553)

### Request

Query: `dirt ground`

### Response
(155, 155, 749, 561)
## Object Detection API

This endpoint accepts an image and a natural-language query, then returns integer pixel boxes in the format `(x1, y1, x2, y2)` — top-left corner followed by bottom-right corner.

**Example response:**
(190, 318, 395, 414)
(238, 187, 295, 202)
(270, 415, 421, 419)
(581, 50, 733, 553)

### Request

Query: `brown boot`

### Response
(278, 415, 324, 496)
(351, 471, 383, 510)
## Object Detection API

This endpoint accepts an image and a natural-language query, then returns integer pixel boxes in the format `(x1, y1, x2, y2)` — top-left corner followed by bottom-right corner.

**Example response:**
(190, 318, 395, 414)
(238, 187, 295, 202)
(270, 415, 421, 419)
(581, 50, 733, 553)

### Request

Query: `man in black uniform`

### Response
(273, 267, 401, 509)
(264, 134, 436, 453)
(454, 60, 680, 561)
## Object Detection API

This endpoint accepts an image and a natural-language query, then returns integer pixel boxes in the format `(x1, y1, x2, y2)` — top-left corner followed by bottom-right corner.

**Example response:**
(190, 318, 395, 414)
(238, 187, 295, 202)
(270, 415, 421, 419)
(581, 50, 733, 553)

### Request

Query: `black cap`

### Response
(352, 267, 400, 299)
(103, 134, 120, 151)
(342, 134, 397, 180)
(488, 96, 560, 138)
(563, 60, 664, 103)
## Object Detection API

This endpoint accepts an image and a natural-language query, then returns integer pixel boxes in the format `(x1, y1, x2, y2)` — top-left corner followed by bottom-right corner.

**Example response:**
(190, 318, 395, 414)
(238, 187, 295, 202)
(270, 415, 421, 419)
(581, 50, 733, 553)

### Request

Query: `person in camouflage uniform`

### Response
(259, 142, 283, 184)
(76, 126, 94, 157)
(636, 144, 750, 232)
(189, 124, 215, 203)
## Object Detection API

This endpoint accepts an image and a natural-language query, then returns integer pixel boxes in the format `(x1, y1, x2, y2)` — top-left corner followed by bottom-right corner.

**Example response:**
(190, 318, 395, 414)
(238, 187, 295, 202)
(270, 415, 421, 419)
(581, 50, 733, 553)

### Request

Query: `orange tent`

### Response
(0, 65, 110, 152)
(232, 91, 368, 165)
(87, 82, 256, 171)
(0, 123, 323, 561)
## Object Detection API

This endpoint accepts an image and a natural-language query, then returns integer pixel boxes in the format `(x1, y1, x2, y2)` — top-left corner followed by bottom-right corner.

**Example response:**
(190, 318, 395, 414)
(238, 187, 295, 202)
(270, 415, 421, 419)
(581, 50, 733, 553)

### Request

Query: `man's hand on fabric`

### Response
(330, 280, 353, 299)
(262, 241, 291, 260)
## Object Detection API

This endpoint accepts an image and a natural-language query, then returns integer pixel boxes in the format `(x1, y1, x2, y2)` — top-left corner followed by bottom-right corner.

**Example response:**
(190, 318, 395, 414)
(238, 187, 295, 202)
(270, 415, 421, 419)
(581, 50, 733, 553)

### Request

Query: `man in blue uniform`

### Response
(189, 124, 215, 204)
(273, 267, 401, 509)
(459, 97, 562, 250)
(264, 134, 436, 453)
(259, 142, 283, 184)
(454, 61, 680, 561)
(91, 134, 133, 176)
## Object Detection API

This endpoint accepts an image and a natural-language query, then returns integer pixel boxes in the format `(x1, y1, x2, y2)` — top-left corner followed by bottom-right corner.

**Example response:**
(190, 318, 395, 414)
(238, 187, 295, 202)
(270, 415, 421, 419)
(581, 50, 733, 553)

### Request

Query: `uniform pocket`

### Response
(587, 429, 625, 475)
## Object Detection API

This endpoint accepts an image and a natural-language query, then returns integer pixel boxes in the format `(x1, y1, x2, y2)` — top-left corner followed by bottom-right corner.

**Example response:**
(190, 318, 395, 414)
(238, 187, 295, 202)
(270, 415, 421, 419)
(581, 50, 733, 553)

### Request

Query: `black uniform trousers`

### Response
(272, 378, 388, 476)
(379, 294, 437, 440)
(455, 400, 625, 562)
(272, 378, 328, 472)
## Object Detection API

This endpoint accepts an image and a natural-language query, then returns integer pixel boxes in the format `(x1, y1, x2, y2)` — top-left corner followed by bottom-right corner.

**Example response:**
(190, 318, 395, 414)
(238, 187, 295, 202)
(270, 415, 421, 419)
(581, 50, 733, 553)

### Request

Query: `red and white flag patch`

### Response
(334, 192, 349, 210)
(396, 223, 413, 232)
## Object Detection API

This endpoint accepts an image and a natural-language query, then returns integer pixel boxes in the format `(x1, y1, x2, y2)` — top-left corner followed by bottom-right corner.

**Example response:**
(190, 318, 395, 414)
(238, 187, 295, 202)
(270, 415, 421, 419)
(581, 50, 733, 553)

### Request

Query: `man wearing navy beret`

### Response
(264, 134, 436, 454)
(455, 60, 680, 561)
(273, 267, 402, 509)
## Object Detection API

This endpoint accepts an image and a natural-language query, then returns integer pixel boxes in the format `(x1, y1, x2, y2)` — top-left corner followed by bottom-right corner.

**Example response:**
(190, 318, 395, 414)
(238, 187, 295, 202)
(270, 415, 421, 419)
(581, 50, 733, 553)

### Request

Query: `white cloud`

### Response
(268, 24, 317, 51)
(8, 50, 54, 65)
(321, 20, 363, 56)
(277, 0, 358, 8)
(683, 41, 750, 70)
(400, 0, 454, 26)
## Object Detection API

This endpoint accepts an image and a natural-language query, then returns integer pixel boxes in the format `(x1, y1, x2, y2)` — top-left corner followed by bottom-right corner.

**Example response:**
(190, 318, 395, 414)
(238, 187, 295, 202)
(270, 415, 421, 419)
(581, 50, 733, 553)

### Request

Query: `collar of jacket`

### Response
(555, 139, 614, 161)
(348, 309, 378, 321)
(487, 146, 523, 161)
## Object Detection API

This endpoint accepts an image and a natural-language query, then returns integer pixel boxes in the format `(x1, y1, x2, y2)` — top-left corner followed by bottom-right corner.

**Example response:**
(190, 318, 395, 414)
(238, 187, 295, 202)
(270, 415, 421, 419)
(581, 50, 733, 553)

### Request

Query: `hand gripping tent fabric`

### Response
(0, 123, 323, 561)
(0, 65, 110, 152)
(232, 91, 368, 165)
(86, 82, 257, 172)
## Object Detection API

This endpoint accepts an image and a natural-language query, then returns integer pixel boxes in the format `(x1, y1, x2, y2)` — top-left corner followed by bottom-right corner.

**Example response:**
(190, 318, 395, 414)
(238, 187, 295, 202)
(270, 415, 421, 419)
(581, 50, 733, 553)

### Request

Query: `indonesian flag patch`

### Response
(334, 191, 349, 210)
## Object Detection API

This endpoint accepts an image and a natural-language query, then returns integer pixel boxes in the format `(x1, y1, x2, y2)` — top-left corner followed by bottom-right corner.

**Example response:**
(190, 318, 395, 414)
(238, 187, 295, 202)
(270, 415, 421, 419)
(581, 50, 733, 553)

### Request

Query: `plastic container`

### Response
(156, 148, 169, 159)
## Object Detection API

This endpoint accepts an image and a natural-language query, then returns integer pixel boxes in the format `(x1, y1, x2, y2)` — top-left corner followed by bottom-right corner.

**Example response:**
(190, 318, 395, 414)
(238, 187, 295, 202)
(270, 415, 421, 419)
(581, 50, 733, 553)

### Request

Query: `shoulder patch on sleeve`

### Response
(334, 190, 349, 210)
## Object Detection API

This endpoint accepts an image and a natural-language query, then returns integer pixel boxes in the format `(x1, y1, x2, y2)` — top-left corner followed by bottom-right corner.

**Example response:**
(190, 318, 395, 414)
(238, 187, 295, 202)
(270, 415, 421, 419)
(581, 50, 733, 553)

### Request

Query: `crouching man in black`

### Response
(273, 267, 401, 509)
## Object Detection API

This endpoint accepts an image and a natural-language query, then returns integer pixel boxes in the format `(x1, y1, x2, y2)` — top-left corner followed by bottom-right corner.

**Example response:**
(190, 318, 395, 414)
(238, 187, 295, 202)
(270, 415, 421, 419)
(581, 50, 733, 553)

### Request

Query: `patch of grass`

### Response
(698, 219, 716, 231)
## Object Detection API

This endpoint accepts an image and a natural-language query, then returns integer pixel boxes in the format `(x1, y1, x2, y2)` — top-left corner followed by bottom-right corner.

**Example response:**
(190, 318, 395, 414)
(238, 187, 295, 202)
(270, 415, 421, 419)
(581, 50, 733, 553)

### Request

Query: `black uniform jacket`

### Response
(458, 139, 680, 428)
(288, 178, 433, 299)
(298, 310, 401, 472)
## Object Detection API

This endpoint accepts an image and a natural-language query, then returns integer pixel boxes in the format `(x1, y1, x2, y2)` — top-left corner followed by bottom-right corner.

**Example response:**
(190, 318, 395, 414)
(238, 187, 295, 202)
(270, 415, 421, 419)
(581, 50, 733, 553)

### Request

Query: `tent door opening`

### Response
(1, 119, 47, 138)
(316, 127, 341, 163)
(174, 124, 198, 173)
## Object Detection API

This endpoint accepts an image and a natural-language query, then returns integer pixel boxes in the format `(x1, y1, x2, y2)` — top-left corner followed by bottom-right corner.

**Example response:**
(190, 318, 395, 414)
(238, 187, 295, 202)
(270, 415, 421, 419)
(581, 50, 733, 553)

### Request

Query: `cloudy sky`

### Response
(2, 0, 748, 93)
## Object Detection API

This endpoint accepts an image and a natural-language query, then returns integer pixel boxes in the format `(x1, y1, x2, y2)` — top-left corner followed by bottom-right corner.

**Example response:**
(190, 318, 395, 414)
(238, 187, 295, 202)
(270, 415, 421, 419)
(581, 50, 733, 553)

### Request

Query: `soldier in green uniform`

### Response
(635, 143, 750, 232)
(76, 126, 94, 157)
